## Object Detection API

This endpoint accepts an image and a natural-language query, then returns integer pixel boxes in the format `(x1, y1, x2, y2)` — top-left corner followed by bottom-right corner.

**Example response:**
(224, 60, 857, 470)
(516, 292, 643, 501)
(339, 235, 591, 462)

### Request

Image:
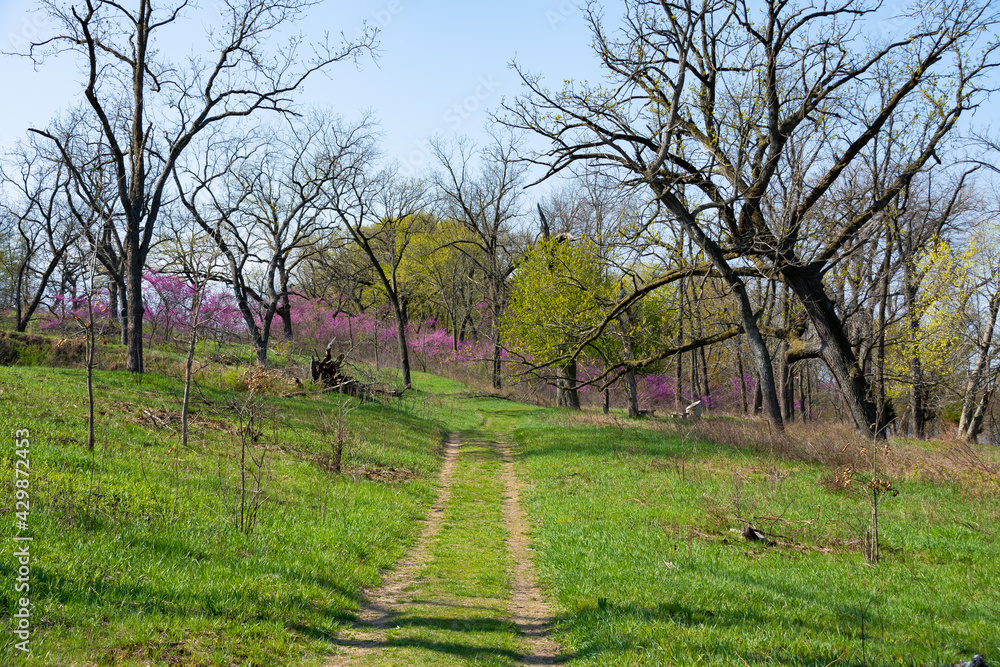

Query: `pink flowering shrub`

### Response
(143, 272, 241, 346)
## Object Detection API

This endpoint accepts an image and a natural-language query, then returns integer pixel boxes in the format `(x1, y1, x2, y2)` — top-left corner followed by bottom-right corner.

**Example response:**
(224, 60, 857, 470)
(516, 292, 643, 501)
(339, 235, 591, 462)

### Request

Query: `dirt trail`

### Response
(497, 439, 560, 665)
(325, 434, 460, 665)
(327, 431, 559, 666)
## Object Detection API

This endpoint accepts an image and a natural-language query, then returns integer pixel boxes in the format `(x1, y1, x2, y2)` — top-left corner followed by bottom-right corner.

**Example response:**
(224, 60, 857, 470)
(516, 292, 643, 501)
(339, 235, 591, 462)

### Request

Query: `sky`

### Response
(0, 0, 604, 187)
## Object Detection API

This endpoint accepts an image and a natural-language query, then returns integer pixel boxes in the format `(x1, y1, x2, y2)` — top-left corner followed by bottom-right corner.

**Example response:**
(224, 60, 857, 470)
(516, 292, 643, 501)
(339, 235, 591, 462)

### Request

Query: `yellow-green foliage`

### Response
(503, 239, 614, 360)
(885, 238, 973, 398)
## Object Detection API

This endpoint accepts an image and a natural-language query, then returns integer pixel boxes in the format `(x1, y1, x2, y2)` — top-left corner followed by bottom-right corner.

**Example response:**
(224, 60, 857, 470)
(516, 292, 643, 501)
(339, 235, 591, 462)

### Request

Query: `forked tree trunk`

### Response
(958, 294, 1000, 442)
(782, 265, 882, 439)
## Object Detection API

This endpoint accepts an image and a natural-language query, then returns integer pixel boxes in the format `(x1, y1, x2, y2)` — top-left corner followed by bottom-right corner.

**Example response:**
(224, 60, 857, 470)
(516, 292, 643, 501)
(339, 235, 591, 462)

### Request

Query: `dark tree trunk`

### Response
(15, 248, 67, 332)
(782, 264, 882, 439)
(674, 317, 684, 410)
(798, 369, 807, 423)
(556, 359, 581, 409)
(390, 294, 413, 388)
(124, 254, 145, 373)
(902, 277, 926, 439)
(491, 296, 503, 389)
(118, 280, 129, 346)
(108, 276, 119, 321)
(278, 295, 293, 341)
(737, 348, 749, 414)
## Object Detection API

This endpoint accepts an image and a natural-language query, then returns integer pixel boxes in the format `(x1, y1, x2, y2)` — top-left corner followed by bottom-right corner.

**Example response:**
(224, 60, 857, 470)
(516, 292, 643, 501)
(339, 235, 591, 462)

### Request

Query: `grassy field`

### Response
(1, 336, 998, 665)
(513, 412, 1000, 665)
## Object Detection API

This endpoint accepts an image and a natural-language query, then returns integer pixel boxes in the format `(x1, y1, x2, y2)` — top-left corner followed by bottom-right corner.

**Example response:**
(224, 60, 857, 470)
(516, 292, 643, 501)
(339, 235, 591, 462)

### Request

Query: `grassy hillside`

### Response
(0, 359, 446, 665)
(1, 336, 998, 665)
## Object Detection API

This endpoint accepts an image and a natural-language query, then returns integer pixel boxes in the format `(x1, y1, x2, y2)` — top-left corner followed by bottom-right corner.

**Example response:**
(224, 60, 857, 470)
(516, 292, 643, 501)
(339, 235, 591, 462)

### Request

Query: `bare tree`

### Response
(24, 0, 376, 373)
(0, 139, 79, 332)
(328, 156, 428, 389)
(176, 116, 348, 366)
(432, 131, 527, 389)
(503, 0, 1000, 437)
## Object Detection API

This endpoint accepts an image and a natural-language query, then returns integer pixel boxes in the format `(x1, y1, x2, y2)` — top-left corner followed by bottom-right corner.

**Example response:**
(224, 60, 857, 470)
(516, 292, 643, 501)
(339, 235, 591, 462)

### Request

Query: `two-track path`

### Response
(327, 424, 559, 666)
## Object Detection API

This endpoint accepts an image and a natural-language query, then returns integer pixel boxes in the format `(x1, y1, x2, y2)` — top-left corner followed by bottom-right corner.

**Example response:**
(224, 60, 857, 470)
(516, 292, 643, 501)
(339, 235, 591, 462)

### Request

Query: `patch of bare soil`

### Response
(496, 440, 560, 666)
(348, 465, 418, 484)
(326, 434, 460, 666)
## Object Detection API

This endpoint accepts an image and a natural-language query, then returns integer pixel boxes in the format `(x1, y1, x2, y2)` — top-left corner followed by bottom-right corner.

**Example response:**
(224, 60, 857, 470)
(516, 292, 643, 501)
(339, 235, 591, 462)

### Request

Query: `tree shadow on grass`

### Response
(551, 599, 869, 666)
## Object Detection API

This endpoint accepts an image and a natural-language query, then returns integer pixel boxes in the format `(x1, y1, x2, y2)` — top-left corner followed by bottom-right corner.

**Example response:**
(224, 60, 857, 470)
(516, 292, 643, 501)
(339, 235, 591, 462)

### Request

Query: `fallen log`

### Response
(310, 345, 407, 400)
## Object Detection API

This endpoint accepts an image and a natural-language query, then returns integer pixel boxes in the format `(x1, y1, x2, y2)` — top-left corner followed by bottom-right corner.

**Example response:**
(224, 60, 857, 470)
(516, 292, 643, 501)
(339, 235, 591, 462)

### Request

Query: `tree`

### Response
(503, 0, 1000, 438)
(25, 0, 376, 373)
(953, 213, 1000, 442)
(0, 138, 79, 332)
(175, 116, 347, 366)
(433, 131, 527, 389)
(326, 143, 429, 388)
(404, 218, 487, 351)
(505, 238, 615, 408)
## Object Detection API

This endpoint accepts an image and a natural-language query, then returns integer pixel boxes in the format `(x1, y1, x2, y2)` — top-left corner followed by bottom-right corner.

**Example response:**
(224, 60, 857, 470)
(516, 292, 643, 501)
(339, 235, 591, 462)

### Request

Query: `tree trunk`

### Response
(108, 276, 119, 322)
(958, 294, 1000, 441)
(961, 391, 991, 443)
(556, 359, 581, 409)
(118, 281, 129, 346)
(782, 265, 882, 439)
(391, 296, 413, 388)
(124, 255, 145, 374)
(491, 296, 503, 390)
(625, 368, 639, 418)
(798, 368, 807, 423)
(778, 342, 794, 421)
(278, 297, 293, 341)
(654, 188, 784, 432)
(737, 348, 749, 414)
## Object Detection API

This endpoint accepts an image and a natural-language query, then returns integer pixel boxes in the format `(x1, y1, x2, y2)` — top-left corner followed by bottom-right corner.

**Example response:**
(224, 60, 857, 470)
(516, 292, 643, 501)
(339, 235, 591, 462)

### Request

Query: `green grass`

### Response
(512, 413, 1000, 665)
(1, 335, 998, 666)
(0, 364, 443, 665)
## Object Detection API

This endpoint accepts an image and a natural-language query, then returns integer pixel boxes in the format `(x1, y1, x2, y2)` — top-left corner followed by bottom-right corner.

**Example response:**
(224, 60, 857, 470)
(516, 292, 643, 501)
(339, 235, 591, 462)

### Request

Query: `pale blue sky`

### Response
(1, 0, 602, 181)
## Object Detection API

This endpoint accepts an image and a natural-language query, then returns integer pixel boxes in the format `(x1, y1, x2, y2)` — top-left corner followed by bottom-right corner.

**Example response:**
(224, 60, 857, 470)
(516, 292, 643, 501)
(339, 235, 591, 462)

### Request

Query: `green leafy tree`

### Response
(504, 238, 615, 408)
